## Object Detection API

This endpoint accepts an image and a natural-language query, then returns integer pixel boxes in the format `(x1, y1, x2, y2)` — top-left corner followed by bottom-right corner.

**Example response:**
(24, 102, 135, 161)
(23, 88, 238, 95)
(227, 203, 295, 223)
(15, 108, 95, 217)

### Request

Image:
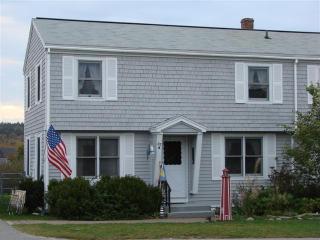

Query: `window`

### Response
(225, 137, 263, 176)
(76, 137, 120, 177)
(36, 136, 41, 180)
(100, 139, 119, 176)
(27, 76, 31, 109)
(164, 141, 181, 165)
(36, 63, 41, 103)
(77, 138, 96, 177)
(248, 66, 269, 100)
(78, 61, 102, 97)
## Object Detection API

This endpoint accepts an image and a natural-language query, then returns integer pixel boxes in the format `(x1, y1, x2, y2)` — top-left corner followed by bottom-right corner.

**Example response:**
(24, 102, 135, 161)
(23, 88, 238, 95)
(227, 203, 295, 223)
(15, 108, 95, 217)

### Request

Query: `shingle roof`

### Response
(33, 18, 320, 58)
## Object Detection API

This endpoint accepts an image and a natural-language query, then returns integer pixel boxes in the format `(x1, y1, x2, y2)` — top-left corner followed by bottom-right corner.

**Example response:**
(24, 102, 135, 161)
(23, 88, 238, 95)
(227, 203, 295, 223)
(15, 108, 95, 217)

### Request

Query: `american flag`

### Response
(47, 125, 72, 178)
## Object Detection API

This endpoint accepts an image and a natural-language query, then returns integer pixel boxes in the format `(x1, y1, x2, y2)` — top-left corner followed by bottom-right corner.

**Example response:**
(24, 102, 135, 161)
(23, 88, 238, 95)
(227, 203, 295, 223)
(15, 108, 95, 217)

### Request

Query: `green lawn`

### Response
(15, 219, 320, 239)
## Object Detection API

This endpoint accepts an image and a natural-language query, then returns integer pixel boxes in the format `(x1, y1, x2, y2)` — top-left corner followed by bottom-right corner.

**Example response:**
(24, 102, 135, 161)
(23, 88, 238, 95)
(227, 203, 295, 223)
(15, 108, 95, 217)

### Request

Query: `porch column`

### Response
(153, 132, 163, 186)
(192, 132, 203, 194)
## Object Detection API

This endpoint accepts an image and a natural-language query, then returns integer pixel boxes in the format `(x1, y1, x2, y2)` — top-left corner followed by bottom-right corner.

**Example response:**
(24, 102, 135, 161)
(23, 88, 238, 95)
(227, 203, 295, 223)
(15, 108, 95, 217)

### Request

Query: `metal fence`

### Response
(0, 172, 24, 194)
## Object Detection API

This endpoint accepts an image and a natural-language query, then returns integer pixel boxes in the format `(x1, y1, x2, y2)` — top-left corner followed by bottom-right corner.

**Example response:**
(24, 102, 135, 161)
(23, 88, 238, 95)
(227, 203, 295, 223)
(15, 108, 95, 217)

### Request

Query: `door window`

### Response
(164, 141, 181, 165)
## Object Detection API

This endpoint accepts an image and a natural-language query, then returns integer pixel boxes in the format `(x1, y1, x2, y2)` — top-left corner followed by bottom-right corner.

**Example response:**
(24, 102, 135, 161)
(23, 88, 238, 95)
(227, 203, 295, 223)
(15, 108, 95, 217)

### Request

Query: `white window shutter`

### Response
(106, 58, 118, 100)
(263, 134, 276, 178)
(307, 65, 319, 104)
(120, 134, 134, 176)
(61, 133, 76, 178)
(62, 56, 75, 100)
(235, 62, 247, 103)
(272, 64, 283, 104)
(211, 133, 225, 180)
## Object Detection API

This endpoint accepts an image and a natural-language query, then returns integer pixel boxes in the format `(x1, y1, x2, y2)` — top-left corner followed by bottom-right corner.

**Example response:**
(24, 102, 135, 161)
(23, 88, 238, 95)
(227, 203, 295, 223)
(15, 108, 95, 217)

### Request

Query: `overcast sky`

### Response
(0, 0, 319, 122)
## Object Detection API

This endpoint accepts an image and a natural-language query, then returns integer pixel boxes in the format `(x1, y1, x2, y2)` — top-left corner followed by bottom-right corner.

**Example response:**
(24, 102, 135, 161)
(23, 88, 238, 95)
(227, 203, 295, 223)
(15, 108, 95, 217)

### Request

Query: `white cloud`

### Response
(0, 104, 24, 123)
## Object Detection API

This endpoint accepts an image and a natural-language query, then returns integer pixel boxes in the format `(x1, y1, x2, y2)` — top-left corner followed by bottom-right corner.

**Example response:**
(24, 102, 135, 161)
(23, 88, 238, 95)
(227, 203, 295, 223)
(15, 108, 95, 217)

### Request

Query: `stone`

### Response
(246, 217, 254, 221)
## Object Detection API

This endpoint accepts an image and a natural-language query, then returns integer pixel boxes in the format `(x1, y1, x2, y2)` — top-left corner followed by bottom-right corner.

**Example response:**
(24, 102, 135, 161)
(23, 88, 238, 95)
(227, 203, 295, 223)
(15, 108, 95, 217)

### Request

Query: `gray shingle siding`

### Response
(49, 53, 314, 132)
(24, 26, 46, 177)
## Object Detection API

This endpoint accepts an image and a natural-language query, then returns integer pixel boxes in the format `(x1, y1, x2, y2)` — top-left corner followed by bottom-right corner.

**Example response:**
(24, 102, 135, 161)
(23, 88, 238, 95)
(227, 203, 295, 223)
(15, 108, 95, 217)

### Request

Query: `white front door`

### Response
(163, 136, 188, 203)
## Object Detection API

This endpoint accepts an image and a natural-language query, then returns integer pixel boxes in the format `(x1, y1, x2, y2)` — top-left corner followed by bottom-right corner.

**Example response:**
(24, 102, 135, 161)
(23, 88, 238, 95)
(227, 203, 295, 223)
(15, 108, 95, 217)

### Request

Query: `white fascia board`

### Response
(45, 44, 320, 61)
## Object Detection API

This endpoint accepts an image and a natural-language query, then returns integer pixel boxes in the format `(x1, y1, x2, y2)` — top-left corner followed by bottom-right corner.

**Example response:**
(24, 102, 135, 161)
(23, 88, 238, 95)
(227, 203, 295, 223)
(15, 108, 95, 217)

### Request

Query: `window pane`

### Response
(100, 158, 118, 176)
(164, 141, 181, 165)
(248, 67, 269, 99)
(77, 138, 96, 157)
(78, 80, 102, 96)
(79, 61, 102, 79)
(246, 138, 262, 155)
(77, 158, 96, 176)
(78, 61, 102, 96)
(225, 157, 242, 174)
(245, 157, 262, 174)
(225, 138, 242, 155)
(100, 139, 118, 157)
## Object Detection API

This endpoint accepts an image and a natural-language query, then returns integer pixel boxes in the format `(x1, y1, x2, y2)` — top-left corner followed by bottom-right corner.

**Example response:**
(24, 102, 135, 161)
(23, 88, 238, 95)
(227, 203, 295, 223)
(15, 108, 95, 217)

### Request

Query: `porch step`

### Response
(168, 205, 212, 218)
(168, 210, 211, 218)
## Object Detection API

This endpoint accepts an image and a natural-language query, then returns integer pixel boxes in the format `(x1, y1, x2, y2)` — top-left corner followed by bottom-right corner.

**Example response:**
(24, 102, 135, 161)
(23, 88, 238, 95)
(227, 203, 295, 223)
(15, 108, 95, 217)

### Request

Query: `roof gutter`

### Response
(45, 45, 320, 61)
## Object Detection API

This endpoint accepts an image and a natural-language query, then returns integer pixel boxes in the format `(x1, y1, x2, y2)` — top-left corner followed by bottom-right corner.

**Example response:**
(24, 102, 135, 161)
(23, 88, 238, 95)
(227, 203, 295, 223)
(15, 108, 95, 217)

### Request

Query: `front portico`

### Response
(150, 116, 207, 203)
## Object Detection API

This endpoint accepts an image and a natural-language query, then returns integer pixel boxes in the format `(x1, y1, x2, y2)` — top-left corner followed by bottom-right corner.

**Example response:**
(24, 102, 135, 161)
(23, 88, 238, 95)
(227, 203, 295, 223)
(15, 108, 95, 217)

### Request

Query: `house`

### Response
(24, 17, 320, 216)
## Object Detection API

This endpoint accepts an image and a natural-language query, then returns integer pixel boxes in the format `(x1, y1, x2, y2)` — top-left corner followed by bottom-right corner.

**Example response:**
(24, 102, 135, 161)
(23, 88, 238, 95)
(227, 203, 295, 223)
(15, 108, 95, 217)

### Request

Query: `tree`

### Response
(285, 85, 320, 197)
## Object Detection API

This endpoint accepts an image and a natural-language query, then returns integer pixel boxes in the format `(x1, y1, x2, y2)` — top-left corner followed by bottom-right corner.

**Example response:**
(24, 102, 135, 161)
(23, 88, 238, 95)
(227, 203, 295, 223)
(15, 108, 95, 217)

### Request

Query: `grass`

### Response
(15, 219, 320, 239)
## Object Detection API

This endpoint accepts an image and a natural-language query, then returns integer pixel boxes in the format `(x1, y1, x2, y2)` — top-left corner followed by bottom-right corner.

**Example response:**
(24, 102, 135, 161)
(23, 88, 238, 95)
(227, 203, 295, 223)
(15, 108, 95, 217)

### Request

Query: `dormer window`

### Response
(78, 60, 102, 97)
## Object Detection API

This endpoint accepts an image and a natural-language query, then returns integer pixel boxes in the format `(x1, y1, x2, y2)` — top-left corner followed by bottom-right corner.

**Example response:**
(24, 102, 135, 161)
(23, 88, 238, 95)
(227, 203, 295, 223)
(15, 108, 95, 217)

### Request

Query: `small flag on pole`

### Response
(47, 125, 72, 178)
(159, 163, 167, 182)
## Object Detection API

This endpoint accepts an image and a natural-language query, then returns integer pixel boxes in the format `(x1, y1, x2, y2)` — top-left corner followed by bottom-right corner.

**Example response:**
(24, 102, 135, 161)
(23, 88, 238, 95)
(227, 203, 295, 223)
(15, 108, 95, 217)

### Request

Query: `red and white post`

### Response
(219, 168, 232, 221)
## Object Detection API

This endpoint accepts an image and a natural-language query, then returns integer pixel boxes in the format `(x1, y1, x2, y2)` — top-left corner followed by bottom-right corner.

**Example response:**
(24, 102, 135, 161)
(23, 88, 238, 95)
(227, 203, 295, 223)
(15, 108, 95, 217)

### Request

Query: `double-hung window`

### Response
(225, 137, 263, 176)
(76, 137, 119, 177)
(248, 66, 269, 100)
(78, 61, 102, 97)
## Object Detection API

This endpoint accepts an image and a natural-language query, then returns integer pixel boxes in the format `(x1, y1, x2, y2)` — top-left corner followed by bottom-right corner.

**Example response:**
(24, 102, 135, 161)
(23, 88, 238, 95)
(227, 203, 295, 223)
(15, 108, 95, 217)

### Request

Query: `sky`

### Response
(0, 0, 319, 123)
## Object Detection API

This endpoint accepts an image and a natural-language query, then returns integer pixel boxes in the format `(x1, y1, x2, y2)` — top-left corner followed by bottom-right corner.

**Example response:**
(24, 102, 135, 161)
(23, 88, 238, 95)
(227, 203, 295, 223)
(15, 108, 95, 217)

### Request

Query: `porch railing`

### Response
(160, 180, 171, 214)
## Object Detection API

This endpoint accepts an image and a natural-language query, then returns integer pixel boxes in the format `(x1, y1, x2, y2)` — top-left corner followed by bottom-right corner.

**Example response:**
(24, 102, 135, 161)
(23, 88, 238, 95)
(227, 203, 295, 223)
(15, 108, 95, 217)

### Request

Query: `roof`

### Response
(33, 17, 320, 58)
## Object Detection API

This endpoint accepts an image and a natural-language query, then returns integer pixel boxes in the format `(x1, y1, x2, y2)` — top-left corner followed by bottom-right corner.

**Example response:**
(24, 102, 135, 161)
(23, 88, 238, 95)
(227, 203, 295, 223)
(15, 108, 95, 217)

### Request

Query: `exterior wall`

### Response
(24, 26, 47, 178)
(49, 52, 317, 132)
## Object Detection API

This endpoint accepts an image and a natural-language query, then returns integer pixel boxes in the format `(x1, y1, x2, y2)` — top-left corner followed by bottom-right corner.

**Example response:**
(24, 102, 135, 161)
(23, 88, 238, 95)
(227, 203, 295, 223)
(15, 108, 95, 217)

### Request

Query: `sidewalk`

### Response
(0, 220, 66, 240)
(7, 217, 207, 225)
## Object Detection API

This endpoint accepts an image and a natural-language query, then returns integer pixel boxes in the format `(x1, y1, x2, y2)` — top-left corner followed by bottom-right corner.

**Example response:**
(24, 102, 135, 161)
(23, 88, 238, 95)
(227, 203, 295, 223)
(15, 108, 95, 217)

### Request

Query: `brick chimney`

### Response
(241, 18, 254, 30)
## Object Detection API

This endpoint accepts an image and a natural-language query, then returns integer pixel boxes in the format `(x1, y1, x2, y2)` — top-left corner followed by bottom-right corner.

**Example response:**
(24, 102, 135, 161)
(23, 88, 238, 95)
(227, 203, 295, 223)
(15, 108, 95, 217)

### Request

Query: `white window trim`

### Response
(35, 61, 42, 104)
(245, 63, 273, 104)
(223, 133, 266, 180)
(74, 56, 106, 100)
(34, 133, 42, 180)
(25, 136, 31, 176)
(26, 73, 31, 111)
(74, 133, 124, 178)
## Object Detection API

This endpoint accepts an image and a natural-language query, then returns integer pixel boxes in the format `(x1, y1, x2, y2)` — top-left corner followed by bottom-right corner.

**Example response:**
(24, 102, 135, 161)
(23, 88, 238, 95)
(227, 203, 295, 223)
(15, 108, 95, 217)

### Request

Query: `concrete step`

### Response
(170, 205, 211, 213)
(168, 210, 211, 218)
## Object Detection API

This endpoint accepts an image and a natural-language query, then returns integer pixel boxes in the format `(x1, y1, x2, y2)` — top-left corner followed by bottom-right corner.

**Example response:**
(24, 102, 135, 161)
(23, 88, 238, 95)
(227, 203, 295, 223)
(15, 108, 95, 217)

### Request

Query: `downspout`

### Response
(291, 59, 299, 150)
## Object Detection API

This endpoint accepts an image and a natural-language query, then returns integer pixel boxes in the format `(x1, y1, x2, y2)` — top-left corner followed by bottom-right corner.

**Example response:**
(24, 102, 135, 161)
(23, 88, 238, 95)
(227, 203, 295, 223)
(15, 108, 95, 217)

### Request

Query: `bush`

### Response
(19, 177, 44, 213)
(47, 178, 96, 220)
(0, 194, 10, 214)
(47, 176, 162, 220)
(95, 176, 162, 219)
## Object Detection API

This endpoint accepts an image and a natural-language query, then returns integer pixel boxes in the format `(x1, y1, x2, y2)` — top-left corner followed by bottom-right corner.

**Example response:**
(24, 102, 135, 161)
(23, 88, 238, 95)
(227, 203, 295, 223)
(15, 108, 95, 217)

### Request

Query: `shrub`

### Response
(47, 176, 162, 220)
(0, 194, 10, 214)
(95, 176, 162, 219)
(19, 177, 44, 213)
(47, 178, 96, 220)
